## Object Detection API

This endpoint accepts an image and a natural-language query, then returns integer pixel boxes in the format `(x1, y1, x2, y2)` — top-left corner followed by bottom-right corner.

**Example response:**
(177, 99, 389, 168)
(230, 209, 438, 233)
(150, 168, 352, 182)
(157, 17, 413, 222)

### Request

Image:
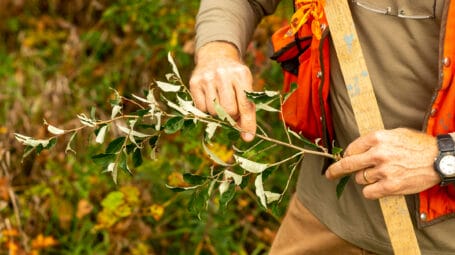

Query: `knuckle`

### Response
(382, 181, 401, 194)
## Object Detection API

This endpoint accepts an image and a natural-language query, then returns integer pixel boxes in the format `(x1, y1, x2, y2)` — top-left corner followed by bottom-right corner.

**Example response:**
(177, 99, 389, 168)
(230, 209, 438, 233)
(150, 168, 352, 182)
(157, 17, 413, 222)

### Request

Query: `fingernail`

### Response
(243, 133, 254, 142)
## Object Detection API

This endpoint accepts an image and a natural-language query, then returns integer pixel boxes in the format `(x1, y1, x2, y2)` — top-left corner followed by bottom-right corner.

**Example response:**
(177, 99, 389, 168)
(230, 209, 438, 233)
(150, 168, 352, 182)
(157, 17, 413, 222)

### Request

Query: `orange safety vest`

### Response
(271, 1, 455, 226)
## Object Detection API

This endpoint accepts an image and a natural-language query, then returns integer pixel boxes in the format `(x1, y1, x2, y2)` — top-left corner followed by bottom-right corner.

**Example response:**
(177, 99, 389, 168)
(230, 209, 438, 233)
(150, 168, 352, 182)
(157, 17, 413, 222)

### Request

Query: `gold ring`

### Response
(363, 169, 371, 184)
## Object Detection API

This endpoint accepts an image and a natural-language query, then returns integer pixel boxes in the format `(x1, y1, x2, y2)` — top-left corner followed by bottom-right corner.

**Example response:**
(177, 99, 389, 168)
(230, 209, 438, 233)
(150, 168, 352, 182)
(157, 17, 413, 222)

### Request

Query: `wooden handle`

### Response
(323, 1, 421, 254)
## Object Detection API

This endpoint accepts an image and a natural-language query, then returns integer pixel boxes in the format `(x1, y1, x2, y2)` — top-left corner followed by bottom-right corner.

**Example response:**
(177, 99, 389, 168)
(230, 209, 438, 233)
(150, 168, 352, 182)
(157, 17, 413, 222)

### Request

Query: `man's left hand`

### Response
(325, 128, 441, 199)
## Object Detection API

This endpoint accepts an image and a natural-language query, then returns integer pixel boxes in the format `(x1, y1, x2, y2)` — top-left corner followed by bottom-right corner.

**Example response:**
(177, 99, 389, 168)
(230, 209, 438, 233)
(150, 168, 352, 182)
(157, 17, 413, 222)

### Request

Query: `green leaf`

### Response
(163, 116, 184, 134)
(92, 153, 116, 167)
(201, 140, 233, 167)
(44, 138, 57, 150)
(189, 187, 208, 219)
(227, 128, 240, 141)
(219, 183, 236, 209)
(133, 109, 149, 117)
(168, 52, 182, 80)
(156, 80, 181, 92)
(106, 137, 126, 154)
(336, 175, 351, 199)
(205, 122, 220, 141)
(183, 173, 207, 186)
(332, 146, 344, 159)
(165, 184, 200, 192)
(264, 191, 281, 204)
(245, 90, 280, 104)
(132, 148, 143, 167)
(95, 125, 108, 144)
(234, 155, 269, 173)
(224, 170, 242, 185)
(255, 174, 267, 208)
(101, 191, 124, 211)
(148, 135, 159, 148)
(119, 152, 132, 176)
(213, 101, 237, 127)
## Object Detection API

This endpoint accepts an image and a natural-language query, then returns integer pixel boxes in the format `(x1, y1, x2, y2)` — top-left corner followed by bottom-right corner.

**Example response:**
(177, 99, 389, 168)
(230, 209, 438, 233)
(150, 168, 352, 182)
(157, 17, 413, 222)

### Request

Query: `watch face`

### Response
(440, 155, 455, 176)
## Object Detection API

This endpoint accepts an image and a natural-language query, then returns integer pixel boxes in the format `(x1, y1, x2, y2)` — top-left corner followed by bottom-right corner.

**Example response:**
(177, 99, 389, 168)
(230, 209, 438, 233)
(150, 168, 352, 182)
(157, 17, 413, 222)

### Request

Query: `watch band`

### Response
(437, 134, 455, 152)
(436, 134, 455, 186)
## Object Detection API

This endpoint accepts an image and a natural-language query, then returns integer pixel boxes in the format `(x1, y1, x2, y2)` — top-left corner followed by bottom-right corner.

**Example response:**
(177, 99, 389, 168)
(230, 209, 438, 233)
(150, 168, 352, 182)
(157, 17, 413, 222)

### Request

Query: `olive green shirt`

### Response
(195, 0, 454, 254)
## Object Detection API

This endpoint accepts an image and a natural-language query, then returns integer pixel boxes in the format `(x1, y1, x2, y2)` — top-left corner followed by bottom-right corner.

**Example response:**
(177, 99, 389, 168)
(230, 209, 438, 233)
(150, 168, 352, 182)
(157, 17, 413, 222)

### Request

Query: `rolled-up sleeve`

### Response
(195, 0, 281, 57)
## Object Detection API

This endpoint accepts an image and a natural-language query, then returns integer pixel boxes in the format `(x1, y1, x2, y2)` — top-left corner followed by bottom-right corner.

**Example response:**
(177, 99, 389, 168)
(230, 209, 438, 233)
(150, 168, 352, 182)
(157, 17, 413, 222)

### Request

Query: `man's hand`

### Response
(325, 128, 441, 199)
(189, 41, 256, 142)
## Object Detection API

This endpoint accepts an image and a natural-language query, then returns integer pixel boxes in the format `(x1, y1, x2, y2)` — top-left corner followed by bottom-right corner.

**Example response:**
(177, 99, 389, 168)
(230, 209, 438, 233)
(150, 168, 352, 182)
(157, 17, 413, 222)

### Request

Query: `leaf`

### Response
(287, 129, 320, 150)
(31, 234, 58, 249)
(77, 114, 96, 127)
(213, 101, 237, 127)
(255, 103, 280, 112)
(106, 137, 126, 154)
(149, 204, 165, 221)
(224, 170, 242, 185)
(153, 112, 163, 131)
(156, 81, 181, 92)
(101, 191, 124, 211)
(219, 183, 236, 209)
(163, 116, 184, 134)
(14, 133, 51, 148)
(46, 122, 65, 135)
(111, 104, 122, 119)
(45, 138, 57, 150)
(332, 146, 344, 159)
(148, 135, 159, 148)
(336, 175, 351, 199)
(183, 173, 207, 186)
(132, 148, 143, 167)
(117, 124, 151, 138)
(189, 187, 208, 219)
(168, 52, 181, 80)
(106, 162, 119, 184)
(166, 100, 189, 115)
(65, 132, 77, 154)
(264, 191, 281, 204)
(177, 96, 208, 118)
(119, 151, 132, 176)
(165, 184, 200, 192)
(245, 90, 280, 104)
(95, 125, 108, 144)
(234, 155, 269, 173)
(218, 181, 230, 196)
(92, 153, 116, 167)
(205, 122, 220, 141)
(201, 140, 233, 167)
(254, 174, 267, 208)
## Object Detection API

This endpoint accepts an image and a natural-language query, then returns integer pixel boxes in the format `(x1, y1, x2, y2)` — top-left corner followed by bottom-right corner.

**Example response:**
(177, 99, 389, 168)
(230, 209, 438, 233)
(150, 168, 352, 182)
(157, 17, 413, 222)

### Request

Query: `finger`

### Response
(233, 67, 256, 142)
(218, 69, 239, 119)
(325, 152, 375, 179)
(189, 77, 207, 112)
(344, 130, 386, 157)
(362, 179, 401, 200)
(354, 168, 379, 185)
(202, 73, 219, 116)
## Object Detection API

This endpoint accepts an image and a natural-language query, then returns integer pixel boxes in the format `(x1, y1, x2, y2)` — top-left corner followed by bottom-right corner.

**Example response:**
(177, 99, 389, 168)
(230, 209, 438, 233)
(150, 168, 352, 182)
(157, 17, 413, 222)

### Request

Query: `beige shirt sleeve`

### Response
(195, 0, 281, 57)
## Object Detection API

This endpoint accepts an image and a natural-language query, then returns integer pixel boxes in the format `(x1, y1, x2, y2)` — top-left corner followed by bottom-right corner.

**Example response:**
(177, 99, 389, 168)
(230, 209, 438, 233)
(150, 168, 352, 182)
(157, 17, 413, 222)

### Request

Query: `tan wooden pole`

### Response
(323, 1, 421, 254)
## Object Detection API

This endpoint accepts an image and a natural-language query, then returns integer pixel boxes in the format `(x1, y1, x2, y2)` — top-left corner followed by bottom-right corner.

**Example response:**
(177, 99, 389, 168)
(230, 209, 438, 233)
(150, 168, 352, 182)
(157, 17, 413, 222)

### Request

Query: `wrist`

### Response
(195, 41, 241, 64)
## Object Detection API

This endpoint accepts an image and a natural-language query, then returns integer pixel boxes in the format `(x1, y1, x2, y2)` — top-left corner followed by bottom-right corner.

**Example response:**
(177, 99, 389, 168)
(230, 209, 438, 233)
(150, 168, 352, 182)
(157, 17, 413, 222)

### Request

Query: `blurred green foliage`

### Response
(0, 0, 293, 254)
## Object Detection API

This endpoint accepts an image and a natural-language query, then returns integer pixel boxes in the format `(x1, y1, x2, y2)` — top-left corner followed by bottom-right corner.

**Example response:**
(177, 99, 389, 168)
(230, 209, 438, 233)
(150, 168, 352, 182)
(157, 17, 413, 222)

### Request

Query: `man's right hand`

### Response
(189, 41, 256, 142)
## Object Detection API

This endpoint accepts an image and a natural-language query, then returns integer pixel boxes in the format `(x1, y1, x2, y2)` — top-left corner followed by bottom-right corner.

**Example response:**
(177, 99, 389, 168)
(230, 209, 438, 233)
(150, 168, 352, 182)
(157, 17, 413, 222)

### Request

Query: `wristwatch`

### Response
(434, 134, 455, 186)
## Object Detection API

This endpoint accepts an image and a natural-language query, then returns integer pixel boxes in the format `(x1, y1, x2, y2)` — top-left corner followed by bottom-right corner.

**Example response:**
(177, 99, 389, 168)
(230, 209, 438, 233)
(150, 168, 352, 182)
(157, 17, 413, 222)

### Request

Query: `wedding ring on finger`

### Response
(363, 169, 372, 184)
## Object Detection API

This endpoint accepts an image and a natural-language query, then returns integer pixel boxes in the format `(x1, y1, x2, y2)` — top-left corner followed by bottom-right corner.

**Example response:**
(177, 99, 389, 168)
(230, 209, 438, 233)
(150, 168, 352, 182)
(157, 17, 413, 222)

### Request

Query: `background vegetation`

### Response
(0, 0, 293, 254)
